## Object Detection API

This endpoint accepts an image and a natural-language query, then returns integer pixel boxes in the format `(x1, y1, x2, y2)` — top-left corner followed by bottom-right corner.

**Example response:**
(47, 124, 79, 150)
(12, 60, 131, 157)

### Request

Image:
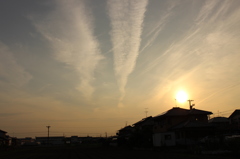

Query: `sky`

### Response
(0, 0, 240, 138)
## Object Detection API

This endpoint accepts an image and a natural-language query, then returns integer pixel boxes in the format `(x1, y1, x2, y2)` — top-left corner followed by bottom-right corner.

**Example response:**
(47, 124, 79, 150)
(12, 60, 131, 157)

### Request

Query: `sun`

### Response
(176, 90, 188, 103)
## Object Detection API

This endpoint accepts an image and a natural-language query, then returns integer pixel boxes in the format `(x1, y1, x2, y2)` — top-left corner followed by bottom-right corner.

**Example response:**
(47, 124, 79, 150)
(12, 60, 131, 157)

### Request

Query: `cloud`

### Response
(33, 0, 104, 99)
(107, 0, 148, 105)
(143, 0, 240, 108)
(195, 0, 218, 25)
(0, 42, 32, 88)
(0, 113, 26, 118)
(140, 1, 178, 53)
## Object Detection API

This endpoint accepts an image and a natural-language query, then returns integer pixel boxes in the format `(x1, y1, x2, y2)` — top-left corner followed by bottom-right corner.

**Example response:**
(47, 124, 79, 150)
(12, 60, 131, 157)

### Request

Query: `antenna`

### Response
(105, 132, 108, 138)
(175, 99, 178, 107)
(145, 108, 148, 117)
(187, 100, 195, 110)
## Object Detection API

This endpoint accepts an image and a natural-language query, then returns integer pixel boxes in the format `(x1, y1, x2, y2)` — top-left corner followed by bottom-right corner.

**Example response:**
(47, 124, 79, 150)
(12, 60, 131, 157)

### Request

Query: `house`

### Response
(228, 109, 240, 133)
(36, 136, 65, 145)
(133, 116, 154, 131)
(0, 130, 8, 147)
(65, 136, 82, 145)
(19, 137, 37, 146)
(229, 109, 240, 124)
(117, 125, 134, 137)
(152, 107, 213, 147)
(209, 117, 229, 135)
(132, 116, 154, 147)
(116, 125, 134, 146)
(70, 136, 79, 144)
(11, 137, 21, 147)
(209, 116, 229, 125)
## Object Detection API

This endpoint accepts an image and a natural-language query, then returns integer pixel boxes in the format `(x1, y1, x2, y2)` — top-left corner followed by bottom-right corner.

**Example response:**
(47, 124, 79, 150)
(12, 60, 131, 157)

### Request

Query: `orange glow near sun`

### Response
(176, 90, 188, 103)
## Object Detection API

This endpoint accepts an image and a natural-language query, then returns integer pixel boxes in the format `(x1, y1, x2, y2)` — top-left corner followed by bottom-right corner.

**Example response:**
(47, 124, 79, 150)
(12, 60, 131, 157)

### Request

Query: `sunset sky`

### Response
(1, 0, 240, 138)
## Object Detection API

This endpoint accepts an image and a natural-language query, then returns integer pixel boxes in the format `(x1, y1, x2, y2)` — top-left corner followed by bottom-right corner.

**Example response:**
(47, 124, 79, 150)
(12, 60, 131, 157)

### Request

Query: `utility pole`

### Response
(46, 125, 50, 145)
(187, 100, 195, 110)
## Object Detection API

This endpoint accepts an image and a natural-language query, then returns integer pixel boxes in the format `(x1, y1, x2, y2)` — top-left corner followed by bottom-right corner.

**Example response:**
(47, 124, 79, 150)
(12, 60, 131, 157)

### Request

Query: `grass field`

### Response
(0, 145, 238, 159)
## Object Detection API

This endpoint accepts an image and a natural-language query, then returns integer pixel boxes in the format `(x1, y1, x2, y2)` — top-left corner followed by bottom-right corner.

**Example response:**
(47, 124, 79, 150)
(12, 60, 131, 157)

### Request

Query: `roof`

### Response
(132, 116, 153, 126)
(208, 117, 229, 123)
(188, 109, 212, 115)
(171, 120, 213, 130)
(118, 125, 133, 131)
(0, 130, 7, 133)
(153, 107, 212, 119)
(154, 107, 189, 118)
(229, 109, 240, 119)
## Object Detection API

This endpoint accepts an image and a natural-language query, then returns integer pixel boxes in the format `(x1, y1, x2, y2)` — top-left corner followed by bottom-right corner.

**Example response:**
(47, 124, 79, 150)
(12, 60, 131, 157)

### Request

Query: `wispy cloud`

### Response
(140, 1, 178, 53)
(0, 42, 32, 88)
(144, 0, 240, 108)
(33, 0, 103, 99)
(195, 0, 218, 25)
(107, 0, 148, 106)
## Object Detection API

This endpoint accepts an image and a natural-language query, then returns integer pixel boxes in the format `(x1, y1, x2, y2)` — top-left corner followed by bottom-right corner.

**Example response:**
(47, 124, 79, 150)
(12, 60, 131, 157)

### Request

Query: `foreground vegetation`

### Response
(0, 144, 239, 159)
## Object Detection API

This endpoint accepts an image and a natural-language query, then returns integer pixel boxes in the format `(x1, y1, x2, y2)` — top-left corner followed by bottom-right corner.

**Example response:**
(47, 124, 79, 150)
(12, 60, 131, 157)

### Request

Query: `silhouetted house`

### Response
(133, 116, 154, 131)
(78, 136, 94, 144)
(209, 117, 229, 135)
(36, 136, 65, 145)
(152, 107, 213, 147)
(228, 109, 240, 133)
(11, 137, 20, 147)
(5, 135, 11, 146)
(65, 136, 84, 145)
(0, 130, 8, 147)
(70, 136, 79, 144)
(209, 116, 229, 125)
(172, 119, 214, 146)
(116, 126, 134, 146)
(117, 125, 134, 137)
(19, 137, 37, 146)
(132, 116, 154, 147)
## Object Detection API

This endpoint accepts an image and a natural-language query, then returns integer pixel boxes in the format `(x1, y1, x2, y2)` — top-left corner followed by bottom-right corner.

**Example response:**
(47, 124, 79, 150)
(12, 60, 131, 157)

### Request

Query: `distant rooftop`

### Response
(229, 109, 240, 119)
(132, 116, 153, 126)
(171, 120, 212, 129)
(0, 130, 7, 133)
(209, 117, 229, 123)
(153, 107, 212, 119)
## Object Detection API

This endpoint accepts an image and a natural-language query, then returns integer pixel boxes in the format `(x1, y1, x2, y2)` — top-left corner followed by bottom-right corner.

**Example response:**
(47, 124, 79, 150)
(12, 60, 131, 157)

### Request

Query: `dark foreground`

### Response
(0, 146, 238, 159)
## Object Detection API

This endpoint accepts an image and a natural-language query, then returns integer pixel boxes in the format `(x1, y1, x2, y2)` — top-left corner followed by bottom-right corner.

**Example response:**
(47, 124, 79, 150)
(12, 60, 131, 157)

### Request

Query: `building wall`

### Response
(153, 114, 209, 134)
(190, 115, 208, 122)
(153, 116, 188, 133)
(230, 114, 240, 124)
(0, 131, 6, 138)
(153, 132, 176, 147)
(36, 137, 65, 145)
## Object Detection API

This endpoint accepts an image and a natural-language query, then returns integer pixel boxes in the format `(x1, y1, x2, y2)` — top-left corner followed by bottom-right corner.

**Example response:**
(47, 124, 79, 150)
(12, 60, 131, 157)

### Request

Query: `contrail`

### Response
(0, 42, 32, 87)
(107, 0, 148, 106)
(34, 0, 103, 100)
